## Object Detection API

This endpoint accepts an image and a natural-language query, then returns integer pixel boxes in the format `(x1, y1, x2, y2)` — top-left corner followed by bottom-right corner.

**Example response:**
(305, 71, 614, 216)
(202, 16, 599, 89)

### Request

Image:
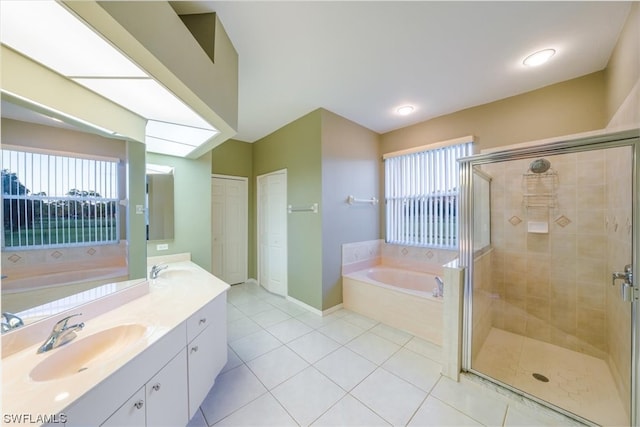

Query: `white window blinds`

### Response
(384, 141, 472, 248)
(2, 148, 120, 249)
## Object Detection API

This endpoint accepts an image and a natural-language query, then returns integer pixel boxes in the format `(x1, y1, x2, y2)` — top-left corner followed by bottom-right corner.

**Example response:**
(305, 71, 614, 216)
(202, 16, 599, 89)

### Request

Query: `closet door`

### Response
(257, 170, 288, 296)
(211, 176, 248, 284)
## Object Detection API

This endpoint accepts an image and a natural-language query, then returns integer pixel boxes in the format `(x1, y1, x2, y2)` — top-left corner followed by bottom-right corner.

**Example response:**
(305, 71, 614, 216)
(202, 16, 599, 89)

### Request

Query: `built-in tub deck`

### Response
(343, 266, 443, 345)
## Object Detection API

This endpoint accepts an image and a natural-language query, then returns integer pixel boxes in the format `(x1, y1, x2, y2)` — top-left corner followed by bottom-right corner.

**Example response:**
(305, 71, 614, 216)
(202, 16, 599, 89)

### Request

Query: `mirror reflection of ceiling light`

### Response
(145, 137, 197, 158)
(2, 90, 118, 137)
(396, 105, 415, 115)
(146, 163, 175, 175)
(523, 49, 556, 67)
(0, 1, 219, 158)
(147, 120, 218, 147)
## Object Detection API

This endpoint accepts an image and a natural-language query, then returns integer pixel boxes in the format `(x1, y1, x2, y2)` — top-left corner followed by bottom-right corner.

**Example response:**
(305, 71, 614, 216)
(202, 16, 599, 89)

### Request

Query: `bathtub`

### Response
(1, 266, 128, 294)
(342, 266, 443, 345)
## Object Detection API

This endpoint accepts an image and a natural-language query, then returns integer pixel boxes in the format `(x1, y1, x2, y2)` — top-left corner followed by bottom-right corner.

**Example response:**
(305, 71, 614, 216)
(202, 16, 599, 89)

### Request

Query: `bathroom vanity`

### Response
(1, 254, 229, 427)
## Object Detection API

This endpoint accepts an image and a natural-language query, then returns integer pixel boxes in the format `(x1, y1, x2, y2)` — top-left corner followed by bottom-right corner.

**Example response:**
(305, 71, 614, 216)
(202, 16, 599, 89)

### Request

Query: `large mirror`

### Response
(146, 164, 175, 241)
(1, 98, 144, 328)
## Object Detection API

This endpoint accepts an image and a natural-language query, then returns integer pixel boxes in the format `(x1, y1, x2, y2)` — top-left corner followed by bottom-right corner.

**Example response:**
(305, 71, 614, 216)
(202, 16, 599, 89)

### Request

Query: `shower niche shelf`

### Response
(522, 169, 558, 208)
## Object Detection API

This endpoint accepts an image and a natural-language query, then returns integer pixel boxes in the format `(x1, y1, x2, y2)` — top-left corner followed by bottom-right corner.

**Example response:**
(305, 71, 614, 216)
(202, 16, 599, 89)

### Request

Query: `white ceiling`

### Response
(172, 1, 631, 143)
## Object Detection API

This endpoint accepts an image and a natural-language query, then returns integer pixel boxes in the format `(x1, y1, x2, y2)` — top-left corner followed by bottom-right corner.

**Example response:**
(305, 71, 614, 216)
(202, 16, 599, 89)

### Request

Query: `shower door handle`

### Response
(612, 264, 635, 302)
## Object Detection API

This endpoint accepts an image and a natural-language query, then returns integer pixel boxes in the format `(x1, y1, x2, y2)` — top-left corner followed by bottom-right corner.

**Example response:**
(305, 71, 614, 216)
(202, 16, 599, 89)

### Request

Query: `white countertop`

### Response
(1, 258, 229, 424)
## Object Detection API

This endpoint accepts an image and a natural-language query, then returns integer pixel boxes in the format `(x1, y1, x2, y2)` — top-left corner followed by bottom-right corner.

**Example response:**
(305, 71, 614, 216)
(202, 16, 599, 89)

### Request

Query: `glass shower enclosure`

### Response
(459, 129, 639, 426)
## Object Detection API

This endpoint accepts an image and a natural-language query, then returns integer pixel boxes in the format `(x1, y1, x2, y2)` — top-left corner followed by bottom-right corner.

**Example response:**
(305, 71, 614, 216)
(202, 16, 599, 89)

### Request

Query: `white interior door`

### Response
(211, 175, 248, 284)
(257, 170, 287, 296)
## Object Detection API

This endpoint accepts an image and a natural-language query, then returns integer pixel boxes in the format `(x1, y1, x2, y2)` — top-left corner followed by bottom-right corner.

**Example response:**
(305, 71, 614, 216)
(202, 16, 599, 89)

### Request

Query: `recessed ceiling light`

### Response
(523, 49, 556, 67)
(396, 105, 415, 115)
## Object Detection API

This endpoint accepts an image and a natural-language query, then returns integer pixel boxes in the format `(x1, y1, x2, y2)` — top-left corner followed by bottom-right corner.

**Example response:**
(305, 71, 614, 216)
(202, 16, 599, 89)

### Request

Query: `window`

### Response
(2, 148, 120, 249)
(384, 140, 472, 248)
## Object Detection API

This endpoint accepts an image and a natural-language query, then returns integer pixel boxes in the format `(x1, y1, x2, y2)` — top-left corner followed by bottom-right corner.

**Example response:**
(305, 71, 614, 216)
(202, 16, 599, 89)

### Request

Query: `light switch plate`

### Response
(136, 205, 145, 214)
(156, 243, 169, 251)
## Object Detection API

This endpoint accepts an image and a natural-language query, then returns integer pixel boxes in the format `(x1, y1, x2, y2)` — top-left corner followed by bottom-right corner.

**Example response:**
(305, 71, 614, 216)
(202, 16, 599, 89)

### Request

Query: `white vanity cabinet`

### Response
(186, 293, 227, 418)
(64, 324, 186, 427)
(145, 350, 189, 426)
(100, 387, 146, 427)
(63, 292, 227, 427)
(101, 350, 188, 427)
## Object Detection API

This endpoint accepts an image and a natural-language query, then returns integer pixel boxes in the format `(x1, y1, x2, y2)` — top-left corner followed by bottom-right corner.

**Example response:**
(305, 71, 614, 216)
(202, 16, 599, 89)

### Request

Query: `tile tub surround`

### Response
(191, 281, 580, 427)
(341, 240, 458, 275)
(2, 241, 128, 292)
(2, 255, 229, 419)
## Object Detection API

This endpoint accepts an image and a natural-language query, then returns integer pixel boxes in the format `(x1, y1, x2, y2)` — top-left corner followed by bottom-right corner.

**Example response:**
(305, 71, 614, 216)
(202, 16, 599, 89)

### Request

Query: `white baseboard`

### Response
(286, 296, 343, 317)
(322, 303, 344, 316)
(244, 279, 344, 317)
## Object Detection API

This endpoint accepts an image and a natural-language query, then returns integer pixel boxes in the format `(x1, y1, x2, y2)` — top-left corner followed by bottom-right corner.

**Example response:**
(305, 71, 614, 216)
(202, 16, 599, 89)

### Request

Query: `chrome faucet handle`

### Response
(53, 313, 83, 333)
(37, 313, 85, 354)
(150, 264, 168, 279)
(2, 312, 24, 329)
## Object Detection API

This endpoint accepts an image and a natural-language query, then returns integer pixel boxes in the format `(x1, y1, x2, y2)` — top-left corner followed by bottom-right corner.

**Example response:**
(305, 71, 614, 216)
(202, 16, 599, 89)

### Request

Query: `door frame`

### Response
(211, 174, 248, 284)
(257, 169, 288, 296)
(458, 128, 640, 425)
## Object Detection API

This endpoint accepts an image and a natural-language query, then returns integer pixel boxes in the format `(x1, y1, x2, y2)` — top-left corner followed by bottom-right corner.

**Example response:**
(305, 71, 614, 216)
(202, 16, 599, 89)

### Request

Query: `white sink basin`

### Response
(30, 324, 148, 382)
(152, 266, 199, 281)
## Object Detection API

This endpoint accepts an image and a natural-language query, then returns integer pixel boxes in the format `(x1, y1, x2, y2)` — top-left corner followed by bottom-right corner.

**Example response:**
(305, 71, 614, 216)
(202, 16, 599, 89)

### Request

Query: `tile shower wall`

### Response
(483, 150, 610, 360)
(471, 248, 494, 361)
(605, 146, 633, 416)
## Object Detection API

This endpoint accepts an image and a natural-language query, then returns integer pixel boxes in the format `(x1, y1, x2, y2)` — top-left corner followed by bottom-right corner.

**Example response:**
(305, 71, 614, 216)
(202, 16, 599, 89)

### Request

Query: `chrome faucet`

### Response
(1, 312, 24, 333)
(150, 264, 168, 279)
(37, 313, 84, 354)
(433, 276, 444, 298)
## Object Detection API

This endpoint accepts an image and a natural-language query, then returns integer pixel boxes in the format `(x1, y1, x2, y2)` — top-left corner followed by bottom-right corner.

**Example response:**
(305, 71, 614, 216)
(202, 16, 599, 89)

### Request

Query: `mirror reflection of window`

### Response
(145, 164, 174, 241)
(2, 148, 120, 249)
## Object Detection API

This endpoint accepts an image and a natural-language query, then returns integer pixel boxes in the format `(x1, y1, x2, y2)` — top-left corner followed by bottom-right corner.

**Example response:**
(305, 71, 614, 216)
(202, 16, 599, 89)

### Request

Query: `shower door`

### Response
(460, 130, 639, 426)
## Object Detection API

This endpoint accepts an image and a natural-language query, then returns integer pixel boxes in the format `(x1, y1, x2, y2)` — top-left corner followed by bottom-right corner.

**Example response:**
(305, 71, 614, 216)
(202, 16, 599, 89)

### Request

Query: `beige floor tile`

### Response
(312, 394, 390, 426)
(382, 348, 442, 392)
(247, 345, 309, 389)
(314, 346, 377, 391)
(431, 377, 508, 426)
(271, 367, 346, 426)
(214, 393, 297, 426)
(287, 330, 341, 363)
(408, 396, 482, 426)
(346, 332, 400, 365)
(351, 368, 427, 426)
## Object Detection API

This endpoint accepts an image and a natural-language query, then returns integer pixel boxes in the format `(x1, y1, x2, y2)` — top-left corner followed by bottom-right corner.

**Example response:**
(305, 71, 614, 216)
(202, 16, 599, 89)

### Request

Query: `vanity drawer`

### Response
(186, 293, 225, 343)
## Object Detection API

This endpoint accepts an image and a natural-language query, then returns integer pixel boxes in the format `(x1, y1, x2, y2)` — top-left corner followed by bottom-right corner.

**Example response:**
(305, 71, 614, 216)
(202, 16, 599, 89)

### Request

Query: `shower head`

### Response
(529, 158, 551, 174)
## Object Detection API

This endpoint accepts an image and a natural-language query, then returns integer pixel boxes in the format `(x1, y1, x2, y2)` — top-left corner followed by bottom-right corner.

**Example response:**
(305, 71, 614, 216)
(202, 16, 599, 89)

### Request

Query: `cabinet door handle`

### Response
(152, 383, 161, 391)
(191, 345, 199, 353)
(199, 317, 207, 325)
(134, 400, 144, 410)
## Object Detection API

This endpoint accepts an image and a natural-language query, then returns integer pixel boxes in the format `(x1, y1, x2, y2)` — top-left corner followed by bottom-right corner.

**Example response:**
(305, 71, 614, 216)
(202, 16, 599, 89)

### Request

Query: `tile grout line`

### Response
(222, 283, 451, 427)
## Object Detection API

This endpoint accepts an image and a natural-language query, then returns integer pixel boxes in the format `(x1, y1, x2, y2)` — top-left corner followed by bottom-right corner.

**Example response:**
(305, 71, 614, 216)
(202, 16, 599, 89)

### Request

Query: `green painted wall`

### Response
(127, 141, 148, 280)
(146, 152, 213, 271)
(211, 139, 255, 277)
(253, 110, 323, 310)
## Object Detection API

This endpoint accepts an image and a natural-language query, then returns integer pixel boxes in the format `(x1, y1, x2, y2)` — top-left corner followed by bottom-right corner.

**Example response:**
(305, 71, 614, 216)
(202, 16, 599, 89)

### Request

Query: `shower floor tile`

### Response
(474, 327, 628, 426)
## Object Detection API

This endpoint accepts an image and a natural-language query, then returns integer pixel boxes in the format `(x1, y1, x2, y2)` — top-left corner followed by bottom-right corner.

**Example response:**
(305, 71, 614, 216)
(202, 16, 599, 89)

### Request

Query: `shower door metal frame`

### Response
(458, 128, 640, 426)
